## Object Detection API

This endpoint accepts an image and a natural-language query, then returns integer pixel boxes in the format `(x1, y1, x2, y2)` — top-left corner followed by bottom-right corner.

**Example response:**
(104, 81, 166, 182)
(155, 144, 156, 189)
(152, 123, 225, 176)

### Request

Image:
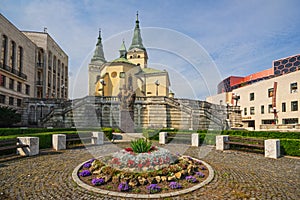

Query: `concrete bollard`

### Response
(52, 134, 66, 150)
(191, 133, 199, 147)
(17, 137, 39, 156)
(159, 132, 167, 144)
(265, 139, 280, 159)
(92, 132, 104, 145)
(216, 135, 229, 151)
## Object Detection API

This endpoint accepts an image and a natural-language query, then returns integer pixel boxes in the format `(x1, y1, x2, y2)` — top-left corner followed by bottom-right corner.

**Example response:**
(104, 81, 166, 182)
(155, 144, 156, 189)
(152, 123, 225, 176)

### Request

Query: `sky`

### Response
(1, 0, 300, 99)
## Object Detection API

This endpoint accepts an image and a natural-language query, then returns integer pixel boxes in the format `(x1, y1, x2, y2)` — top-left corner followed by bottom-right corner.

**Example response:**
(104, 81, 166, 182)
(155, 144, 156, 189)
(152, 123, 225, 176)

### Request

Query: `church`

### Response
(88, 13, 172, 98)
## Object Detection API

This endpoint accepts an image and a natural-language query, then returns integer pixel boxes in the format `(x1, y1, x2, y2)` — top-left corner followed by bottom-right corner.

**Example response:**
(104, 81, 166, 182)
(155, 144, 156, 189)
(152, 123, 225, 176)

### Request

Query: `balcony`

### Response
(36, 80, 43, 86)
(0, 63, 27, 80)
(36, 62, 44, 69)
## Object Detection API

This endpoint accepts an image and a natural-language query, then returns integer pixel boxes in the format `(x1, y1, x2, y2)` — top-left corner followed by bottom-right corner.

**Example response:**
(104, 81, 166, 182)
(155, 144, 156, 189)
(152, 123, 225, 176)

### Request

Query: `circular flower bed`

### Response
(108, 147, 178, 172)
(75, 146, 213, 196)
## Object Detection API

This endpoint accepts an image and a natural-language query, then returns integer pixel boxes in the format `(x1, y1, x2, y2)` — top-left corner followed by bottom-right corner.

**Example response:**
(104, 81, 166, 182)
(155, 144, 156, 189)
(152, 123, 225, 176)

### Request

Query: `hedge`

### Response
(221, 130, 300, 140)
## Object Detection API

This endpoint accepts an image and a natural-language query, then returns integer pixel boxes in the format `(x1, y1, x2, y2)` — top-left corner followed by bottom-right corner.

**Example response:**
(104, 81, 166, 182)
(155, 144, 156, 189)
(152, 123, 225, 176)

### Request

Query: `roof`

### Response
(136, 67, 166, 75)
(111, 57, 135, 65)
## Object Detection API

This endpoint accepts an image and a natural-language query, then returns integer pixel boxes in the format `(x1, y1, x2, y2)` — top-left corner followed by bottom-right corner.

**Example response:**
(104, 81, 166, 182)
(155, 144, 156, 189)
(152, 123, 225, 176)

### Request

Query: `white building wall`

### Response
(234, 70, 300, 130)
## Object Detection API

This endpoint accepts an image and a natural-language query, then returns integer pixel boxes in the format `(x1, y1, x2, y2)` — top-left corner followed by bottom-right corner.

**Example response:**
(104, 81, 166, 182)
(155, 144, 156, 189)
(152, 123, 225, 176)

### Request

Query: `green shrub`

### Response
(130, 138, 152, 153)
(0, 106, 21, 127)
(280, 139, 300, 156)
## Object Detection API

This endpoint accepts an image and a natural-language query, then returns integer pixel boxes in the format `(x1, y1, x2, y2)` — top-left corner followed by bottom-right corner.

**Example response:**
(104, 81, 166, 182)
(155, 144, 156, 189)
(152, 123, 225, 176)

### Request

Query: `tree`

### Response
(0, 106, 21, 127)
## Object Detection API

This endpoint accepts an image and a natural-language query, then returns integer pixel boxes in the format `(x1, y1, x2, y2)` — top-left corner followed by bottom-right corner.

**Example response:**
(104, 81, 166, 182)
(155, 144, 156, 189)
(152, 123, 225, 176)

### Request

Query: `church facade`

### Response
(88, 14, 170, 98)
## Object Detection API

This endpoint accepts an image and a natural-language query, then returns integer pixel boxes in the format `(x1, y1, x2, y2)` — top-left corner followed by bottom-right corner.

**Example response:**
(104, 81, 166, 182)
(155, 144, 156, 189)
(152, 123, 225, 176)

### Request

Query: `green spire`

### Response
(119, 40, 127, 58)
(129, 11, 146, 51)
(91, 29, 106, 64)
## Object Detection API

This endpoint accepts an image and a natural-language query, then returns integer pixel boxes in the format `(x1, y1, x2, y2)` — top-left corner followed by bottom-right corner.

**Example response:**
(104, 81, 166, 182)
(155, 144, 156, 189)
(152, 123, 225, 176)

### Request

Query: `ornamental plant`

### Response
(83, 162, 92, 168)
(130, 138, 152, 153)
(79, 170, 91, 177)
(169, 181, 182, 189)
(195, 171, 205, 178)
(91, 178, 105, 186)
(185, 175, 197, 183)
(118, 182, 130, 192)
(146, 184, 161, 194)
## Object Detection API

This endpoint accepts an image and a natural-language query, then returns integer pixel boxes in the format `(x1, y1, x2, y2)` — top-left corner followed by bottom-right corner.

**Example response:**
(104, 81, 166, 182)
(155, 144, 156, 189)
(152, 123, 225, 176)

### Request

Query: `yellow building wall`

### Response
(145, 75, 169, 97)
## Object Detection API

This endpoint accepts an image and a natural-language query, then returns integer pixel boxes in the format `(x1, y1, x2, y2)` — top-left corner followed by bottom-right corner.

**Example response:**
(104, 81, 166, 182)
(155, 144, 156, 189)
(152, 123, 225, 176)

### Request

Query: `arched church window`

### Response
(130, 56, 133, 59)
(137, 55, 140, 58)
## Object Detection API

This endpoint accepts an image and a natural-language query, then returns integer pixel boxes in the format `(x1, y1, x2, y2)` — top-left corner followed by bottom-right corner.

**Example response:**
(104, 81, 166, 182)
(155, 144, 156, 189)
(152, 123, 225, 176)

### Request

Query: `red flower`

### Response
(111, 157, 120, 165)
(138, 163, 143, 168)
(125, 147, 133, 152)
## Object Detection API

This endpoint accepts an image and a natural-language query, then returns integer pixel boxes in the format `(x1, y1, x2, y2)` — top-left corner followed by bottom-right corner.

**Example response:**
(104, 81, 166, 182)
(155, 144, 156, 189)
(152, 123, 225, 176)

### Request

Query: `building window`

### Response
(244, 107, 247, 115)
(17, 99, 22, 107)
(25, 84, 30, 95)
(0, 94, 5, 104)
(290, 82, 297, 93)
(119, 72, 125, 78)
(17, 46, 23, 73)
(268, 104, 273, 113)
(1, 35, 8, 66)
(291, 101, 298, 111)
(9, 97, 14, 105)
(249, 93, 254, 101)
(0, 74, 6, 87)
(268, 88, 274, 97)
(9, 78, 14, 90)
(261, 105, 264, 114)
(9, 41, 16, 69)
(17, 81, 22, 92)
(282, 118, 298, 124)
(250, 107, 255, 115)
(282, 102, 286, 112)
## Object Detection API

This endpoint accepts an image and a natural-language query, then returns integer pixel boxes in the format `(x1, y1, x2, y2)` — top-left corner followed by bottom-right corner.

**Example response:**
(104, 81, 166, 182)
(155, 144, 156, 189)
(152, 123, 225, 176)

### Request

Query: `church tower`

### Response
(88, 30, 106, 96)
(127, 12, 148, 68)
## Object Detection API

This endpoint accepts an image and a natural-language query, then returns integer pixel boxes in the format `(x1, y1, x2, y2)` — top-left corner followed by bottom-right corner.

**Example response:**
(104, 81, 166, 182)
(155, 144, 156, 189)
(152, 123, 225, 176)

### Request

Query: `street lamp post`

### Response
(155, 80, 160, 96)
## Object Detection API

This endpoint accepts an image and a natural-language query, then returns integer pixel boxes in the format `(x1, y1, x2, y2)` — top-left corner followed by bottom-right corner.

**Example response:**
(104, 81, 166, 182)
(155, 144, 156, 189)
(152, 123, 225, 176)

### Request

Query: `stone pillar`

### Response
(216, 135, 229, 151)
(191, 133, 199, 147)
(52, 134, 66, 150)
(92, 132, 104, 145)
(159, 132, 167, 144)
(17, 137, 39, 156)
(265, 139, 280, 159)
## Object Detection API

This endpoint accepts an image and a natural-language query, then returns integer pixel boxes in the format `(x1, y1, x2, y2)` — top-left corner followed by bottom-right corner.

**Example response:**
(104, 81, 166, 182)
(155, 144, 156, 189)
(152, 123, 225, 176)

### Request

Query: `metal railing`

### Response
(0, 63, 27, 80)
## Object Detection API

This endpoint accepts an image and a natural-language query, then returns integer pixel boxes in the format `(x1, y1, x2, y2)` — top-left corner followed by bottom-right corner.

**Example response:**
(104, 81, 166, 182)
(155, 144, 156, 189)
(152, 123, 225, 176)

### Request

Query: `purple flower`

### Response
(79, 170, 91, 177)
(195, 171, 205, 178)
(118, 182, 130, 192)
(169, 181, 182, 189)
(83, 162, 92, 168)
(146, 184, 161, 194)
(91, 178, 105, 186)
(185, 175, 197, 183)
(89, 158, 96, 163)
(201, 166, 206, 170)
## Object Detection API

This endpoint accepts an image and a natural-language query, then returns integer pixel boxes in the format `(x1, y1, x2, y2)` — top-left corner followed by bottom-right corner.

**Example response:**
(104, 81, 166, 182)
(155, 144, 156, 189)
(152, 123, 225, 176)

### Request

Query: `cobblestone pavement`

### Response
(0, 142, 299, 200)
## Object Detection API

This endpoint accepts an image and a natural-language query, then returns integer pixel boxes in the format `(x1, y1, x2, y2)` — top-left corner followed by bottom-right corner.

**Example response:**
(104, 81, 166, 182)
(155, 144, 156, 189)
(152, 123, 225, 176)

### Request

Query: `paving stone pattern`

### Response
(0, 143, 299, 200)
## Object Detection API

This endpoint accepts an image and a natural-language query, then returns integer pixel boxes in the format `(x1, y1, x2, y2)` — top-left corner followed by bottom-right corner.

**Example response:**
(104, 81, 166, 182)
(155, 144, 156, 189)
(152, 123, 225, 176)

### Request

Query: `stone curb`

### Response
(72, 156, 214, 199)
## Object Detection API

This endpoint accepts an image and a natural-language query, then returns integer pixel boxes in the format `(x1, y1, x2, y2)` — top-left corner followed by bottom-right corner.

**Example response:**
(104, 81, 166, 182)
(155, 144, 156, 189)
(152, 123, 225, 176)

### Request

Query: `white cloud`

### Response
(1, 0, 300, 99)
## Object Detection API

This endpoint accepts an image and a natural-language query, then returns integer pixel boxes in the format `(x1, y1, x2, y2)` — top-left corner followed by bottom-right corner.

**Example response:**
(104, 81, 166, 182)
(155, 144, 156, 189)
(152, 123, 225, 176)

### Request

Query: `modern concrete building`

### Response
(0, 14, 36, 109)
(0, 13, 69, 112)
(22, 31, 68, 100)
(207, 54, 300, 130)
